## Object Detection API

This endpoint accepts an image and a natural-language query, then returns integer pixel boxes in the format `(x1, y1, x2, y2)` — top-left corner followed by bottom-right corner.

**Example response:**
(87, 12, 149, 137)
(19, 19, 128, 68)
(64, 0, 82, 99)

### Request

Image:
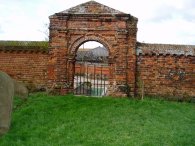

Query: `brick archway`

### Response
(69, 34, 112, 57)
(48, 1, 138, 97)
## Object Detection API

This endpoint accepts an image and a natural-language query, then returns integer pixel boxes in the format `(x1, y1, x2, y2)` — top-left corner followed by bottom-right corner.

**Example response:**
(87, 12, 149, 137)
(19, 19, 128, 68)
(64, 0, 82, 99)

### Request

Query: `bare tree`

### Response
(38, 23, 49, 41)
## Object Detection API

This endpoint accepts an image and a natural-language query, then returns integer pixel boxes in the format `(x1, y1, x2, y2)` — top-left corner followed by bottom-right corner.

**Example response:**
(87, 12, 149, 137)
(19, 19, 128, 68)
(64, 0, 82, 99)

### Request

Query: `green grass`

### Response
(0, 93, 194, 146)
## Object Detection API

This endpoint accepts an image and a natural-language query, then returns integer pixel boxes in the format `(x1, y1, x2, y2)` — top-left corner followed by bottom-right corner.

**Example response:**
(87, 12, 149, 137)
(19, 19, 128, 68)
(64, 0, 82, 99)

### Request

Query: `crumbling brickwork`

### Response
(48, 1, 138, 96)
(136, 55, 195, 99)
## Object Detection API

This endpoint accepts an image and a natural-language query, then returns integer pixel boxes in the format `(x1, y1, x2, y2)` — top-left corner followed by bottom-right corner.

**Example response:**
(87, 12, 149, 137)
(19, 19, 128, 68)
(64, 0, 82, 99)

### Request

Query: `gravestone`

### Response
(0, 71, 14, 136)
(0, 71, 28, 136)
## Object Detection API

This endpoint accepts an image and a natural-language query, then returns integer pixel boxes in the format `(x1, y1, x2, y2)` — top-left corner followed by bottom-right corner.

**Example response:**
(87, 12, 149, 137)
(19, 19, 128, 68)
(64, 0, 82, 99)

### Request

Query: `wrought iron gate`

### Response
(74, 63, 109, 97)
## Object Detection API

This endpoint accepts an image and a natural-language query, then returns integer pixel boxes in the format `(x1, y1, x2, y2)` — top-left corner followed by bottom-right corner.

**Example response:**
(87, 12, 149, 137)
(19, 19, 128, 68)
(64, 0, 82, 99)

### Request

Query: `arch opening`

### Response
(74, 41, 110, 97)
(69, 35, 112, 57)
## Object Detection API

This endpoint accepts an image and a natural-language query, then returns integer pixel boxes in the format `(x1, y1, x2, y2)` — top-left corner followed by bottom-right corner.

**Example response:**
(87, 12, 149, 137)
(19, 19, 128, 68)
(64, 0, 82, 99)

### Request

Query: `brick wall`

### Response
(75, 63, 109, 77)
(0, 48, 194, 98)
(0, 50, 48, 90)
(136, 55, 195, 99)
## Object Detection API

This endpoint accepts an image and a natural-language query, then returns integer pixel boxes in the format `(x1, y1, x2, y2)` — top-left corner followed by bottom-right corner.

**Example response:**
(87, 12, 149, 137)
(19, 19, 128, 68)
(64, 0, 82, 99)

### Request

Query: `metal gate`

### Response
(74, 63, 109, 97)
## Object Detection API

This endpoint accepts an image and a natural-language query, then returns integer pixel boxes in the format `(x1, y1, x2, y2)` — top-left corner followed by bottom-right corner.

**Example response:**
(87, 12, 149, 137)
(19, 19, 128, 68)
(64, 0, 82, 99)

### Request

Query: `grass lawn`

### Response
(0, 93, 194, 146)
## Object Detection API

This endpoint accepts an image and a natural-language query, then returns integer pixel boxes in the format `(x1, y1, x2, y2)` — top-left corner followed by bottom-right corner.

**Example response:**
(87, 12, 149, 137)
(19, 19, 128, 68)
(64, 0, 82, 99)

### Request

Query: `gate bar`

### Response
(101, 65, 103, 96)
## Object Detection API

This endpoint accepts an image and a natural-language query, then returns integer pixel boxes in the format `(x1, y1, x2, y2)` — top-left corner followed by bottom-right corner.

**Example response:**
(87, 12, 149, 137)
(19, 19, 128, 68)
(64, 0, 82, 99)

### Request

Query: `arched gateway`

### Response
(48, 1, 138, 97)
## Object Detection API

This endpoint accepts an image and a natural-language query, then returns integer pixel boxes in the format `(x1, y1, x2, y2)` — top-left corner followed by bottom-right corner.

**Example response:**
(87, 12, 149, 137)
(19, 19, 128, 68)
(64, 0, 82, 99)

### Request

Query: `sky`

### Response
(0, 0, 195, 45)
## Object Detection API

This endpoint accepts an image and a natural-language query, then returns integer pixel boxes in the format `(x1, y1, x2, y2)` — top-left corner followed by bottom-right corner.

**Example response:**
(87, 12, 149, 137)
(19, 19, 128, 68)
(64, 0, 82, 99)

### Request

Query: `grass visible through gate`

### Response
(91, 87, 104, 96)
(0, 93, 194, 146)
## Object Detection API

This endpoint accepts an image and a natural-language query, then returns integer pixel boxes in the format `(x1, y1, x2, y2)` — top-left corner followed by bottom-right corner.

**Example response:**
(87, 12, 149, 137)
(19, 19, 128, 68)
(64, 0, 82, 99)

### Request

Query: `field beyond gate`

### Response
(74, 63, 109, 97)
(0, 93, 194, 146)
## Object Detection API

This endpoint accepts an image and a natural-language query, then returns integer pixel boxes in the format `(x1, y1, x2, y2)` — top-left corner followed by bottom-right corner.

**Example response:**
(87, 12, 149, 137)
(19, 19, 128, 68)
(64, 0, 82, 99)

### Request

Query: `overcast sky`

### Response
(0, 0, 195, 45)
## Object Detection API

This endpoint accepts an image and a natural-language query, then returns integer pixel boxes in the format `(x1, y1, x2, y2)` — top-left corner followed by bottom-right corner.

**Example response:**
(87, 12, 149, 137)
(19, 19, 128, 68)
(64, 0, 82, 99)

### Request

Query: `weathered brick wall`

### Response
(136, 55, 195, 99)
(0, 50, 48, 90)
(0, 47, 194, 98)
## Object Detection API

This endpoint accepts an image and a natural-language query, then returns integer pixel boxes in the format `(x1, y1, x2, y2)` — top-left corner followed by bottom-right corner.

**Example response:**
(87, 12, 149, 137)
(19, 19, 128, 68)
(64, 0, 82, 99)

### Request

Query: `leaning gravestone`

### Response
(0, 71, 28, 136)
(13, 79, 28, 100)
(0, 71, 14, 136)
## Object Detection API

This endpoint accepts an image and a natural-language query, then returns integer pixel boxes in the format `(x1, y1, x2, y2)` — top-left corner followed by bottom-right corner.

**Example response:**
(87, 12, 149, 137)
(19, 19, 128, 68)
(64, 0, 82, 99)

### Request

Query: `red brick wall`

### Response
(0, 51, 48, 90)
(0, 49, 194, 98)
(136, 55, 195, 99)
(75, 64, 109, 77)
